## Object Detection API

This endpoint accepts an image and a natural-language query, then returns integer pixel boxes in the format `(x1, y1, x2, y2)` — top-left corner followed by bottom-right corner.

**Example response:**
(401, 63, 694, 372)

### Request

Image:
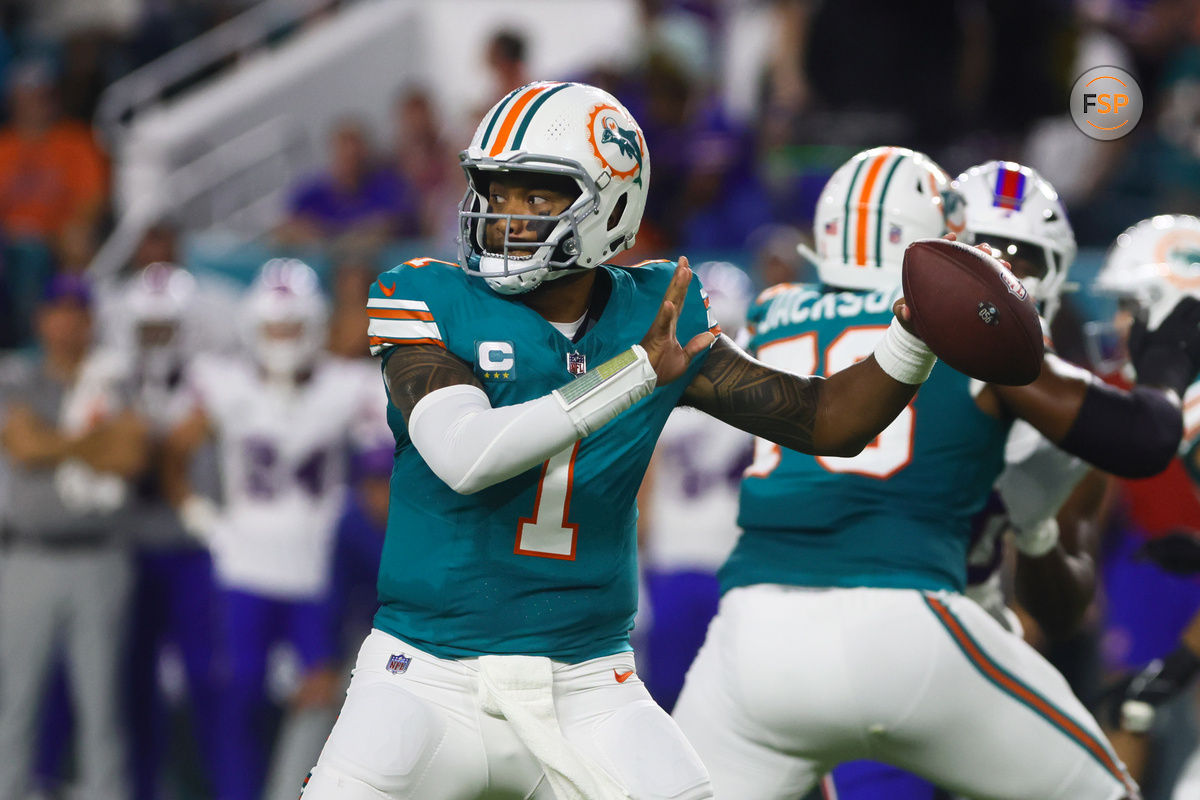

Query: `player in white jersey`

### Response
(639, 261, 755, 711)
(113, 263, 226, 799)
(163, 259, 387, 800)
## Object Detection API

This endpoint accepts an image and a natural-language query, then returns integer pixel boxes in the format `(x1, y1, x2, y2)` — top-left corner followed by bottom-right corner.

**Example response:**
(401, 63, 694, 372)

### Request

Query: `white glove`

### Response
(1011, 517, 1060, 558)
(180, 495, 220, 544)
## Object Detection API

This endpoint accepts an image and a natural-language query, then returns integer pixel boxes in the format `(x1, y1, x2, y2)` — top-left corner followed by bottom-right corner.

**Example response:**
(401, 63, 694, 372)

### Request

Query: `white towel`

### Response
(476, 655, 630, 800)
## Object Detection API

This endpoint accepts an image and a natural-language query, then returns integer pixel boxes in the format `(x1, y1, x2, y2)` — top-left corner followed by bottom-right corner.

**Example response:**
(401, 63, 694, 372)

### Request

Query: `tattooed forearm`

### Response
(682, 336, 824, 454)
(383, 344, 483, 420)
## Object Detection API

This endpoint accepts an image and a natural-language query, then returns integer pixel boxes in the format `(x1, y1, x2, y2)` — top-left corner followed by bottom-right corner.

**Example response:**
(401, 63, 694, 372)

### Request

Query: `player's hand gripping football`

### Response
(640, 257, 717, 385)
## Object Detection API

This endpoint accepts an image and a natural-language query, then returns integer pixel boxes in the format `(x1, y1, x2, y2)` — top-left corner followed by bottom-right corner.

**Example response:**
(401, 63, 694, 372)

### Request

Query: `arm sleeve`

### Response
(407, 384, 578, 495)
(1059, 381, 1183, 479)
(995, 419, 1090, 532)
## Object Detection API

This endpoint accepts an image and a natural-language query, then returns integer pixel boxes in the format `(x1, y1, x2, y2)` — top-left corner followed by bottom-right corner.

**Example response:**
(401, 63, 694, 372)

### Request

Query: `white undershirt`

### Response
(548, 309, 588, 340)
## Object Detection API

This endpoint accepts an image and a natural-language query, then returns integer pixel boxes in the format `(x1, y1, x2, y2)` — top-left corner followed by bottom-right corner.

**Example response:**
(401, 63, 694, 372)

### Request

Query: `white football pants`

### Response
(673, 586, 1138, 800)
(302, 628, 712, 800)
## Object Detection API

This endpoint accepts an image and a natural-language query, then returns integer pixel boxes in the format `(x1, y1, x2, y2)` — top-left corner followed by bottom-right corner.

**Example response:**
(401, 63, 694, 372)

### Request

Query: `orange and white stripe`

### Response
(480, 81, 569, 156)
(1183, 383, 1200, 446)
(367, 297, 443, 354)
(699, 286, 722, 335)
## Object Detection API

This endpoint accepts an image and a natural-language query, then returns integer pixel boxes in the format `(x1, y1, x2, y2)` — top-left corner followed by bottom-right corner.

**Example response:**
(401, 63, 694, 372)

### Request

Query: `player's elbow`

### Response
(1060, 384, 1183, 479)
(448, 472, 487, 495)
(823, 435, 872, 459)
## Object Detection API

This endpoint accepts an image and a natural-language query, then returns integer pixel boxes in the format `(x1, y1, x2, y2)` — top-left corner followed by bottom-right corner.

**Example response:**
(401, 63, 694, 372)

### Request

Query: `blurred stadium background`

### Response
(0, 0, 1198, 798)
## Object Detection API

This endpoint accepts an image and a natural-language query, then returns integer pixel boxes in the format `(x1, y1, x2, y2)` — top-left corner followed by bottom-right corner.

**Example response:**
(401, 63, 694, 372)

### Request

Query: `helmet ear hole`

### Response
(607, 193, 628, 232)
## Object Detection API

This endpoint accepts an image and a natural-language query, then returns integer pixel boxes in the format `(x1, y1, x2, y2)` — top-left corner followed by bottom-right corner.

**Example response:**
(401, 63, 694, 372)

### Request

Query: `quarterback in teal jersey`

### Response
(674, 148, 1200, 800)
(302, 86, 938, 800)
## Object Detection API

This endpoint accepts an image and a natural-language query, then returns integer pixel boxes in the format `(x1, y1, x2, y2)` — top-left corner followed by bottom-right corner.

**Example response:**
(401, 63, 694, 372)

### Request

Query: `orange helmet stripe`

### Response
(854, 151, 893, 266)
(489, 84, 551, 156)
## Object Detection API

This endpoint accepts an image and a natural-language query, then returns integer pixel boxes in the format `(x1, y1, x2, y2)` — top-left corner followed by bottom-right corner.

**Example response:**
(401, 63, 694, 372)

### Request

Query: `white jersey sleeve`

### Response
(994, 419, 1091, 533)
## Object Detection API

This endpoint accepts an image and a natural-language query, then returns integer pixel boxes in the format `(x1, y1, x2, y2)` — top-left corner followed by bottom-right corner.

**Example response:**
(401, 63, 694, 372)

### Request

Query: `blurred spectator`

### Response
(0, 274, 148, 800)
(277, 119, 418, 248)
(129, 219, 180, 272)
(391, 87, 459, 243)
(749, 223, 811, 289)
(0, 62, 108, 346)
(326, 243, 376, 359)
(486, 29, 530, 98)
(0, 61, 108, 242)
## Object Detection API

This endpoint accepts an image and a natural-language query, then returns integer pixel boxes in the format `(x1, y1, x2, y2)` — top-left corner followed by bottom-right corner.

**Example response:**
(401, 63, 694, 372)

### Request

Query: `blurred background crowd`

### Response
(0, 0, 1198, 798)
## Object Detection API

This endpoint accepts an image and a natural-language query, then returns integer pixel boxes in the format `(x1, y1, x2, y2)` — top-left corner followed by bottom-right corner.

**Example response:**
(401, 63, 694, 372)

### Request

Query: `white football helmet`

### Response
(1097, 215, 1200, 327)
(458, 81, 650, 295)
(242, 259, 328, 377)
(804, 146, 965, 292)
(125, 262, 195, 374)
(957, 161, 1077, 322)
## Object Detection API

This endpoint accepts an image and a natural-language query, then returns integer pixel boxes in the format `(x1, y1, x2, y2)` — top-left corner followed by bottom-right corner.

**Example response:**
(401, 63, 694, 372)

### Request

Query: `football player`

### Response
(302, 82, 942, 800)
(813, 159, 1105, 799)
(163, 260, 387, 800)
(673, 150, 1200, 800)
(117, 263, 222, 799)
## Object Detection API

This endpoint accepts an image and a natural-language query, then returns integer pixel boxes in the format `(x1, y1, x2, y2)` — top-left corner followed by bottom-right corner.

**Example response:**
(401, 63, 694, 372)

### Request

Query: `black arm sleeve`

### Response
(1059, 382, 1182, 479)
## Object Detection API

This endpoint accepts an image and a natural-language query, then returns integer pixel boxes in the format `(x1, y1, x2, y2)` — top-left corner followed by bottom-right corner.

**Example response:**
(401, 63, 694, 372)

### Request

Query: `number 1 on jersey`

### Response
(515, 442, 580, 560)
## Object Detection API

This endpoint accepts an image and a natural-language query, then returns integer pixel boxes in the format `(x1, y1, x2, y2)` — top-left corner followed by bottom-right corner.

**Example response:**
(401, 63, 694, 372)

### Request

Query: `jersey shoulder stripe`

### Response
(367, 261, 460, 356)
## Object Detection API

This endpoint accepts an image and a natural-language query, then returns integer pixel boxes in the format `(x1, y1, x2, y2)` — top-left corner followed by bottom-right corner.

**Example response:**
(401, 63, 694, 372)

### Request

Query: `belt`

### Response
(0, 525, 117, 553)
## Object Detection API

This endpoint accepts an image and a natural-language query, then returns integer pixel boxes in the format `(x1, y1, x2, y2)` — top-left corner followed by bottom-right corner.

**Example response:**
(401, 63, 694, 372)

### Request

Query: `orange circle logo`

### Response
(587, 104, 644, 186)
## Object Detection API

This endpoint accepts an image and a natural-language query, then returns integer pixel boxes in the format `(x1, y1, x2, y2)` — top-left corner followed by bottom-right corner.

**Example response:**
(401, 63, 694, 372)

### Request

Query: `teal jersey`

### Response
(723, 282, 1011, 594)
(367, 258, 716, 662)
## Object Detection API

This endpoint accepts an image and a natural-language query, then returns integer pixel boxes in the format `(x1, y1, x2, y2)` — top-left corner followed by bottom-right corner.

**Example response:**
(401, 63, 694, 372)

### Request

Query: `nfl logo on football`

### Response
(386, 653, 411, 675)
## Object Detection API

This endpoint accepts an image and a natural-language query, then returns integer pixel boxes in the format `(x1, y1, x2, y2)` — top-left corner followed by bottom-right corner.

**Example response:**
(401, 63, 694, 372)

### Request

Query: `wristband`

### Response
(1012, 517, 1060, 558)
(873, 318, 937, 385)
(552, 345, 657, 437)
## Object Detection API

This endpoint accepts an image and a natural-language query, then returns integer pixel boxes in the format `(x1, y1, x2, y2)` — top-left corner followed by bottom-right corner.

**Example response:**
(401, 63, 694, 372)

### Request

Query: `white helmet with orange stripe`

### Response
(957, 161, 1076, 322)
(805, 146, 965, 293)
(242, 259, 329, 378)
(1097, 215, 1200, 328)
(458, 81, 650, 295)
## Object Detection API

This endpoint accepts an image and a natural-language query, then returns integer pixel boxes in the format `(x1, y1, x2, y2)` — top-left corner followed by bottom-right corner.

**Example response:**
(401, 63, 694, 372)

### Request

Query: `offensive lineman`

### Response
(302, 82, 946, 800)
(815, 159, 1104, 799)
(673, 150, 1200, 800)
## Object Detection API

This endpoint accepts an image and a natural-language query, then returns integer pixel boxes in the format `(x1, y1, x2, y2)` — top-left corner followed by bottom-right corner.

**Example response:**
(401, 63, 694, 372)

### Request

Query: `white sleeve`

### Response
(408, 384, 579, 495)
(995, 419, 1091, 532)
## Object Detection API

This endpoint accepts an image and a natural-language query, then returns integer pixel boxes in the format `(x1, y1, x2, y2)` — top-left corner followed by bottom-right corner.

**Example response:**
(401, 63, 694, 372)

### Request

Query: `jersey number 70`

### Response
(747, 326, 915, 479)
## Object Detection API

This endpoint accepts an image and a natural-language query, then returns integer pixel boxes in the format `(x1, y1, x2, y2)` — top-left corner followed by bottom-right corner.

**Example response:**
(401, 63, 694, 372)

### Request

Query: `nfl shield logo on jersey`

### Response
(386, 653, 411, 675)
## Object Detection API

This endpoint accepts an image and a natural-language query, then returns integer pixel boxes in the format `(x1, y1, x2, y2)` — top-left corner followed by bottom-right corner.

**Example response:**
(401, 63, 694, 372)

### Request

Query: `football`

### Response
(901, 238, 1044, 386)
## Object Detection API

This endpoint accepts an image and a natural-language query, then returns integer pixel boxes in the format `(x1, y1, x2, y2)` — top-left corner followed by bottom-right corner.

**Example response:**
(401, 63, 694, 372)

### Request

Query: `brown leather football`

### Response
(901, 238, 1044, 386)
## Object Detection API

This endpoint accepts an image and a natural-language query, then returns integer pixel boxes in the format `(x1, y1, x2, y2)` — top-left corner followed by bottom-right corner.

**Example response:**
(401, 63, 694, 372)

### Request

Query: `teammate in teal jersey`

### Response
(301, 85, 940, 800)
(674, 148, 1200, 800)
